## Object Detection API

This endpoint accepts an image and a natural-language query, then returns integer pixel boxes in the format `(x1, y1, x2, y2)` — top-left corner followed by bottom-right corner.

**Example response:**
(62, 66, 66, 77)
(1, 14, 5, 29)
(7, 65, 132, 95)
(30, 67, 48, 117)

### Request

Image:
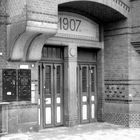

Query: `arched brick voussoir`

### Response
(57, 0, 130, 19)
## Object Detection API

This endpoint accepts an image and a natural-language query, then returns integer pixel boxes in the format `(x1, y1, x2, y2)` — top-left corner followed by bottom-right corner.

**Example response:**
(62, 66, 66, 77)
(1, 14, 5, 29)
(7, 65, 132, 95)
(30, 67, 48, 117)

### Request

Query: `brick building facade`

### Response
(0, 0, 140, 134)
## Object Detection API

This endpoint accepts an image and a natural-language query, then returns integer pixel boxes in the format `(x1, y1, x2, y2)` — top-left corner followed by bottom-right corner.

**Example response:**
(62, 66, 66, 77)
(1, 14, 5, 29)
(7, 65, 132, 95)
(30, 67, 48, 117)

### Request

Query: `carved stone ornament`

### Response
(69, 48, 76, 57)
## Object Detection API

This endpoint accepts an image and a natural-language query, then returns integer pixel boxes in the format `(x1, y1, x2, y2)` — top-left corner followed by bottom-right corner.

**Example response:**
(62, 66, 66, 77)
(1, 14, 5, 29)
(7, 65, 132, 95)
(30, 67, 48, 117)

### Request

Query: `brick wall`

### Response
(130, 0, 140, 80)
(121, 0, 130, 6)
(7, 0, 58, 24)
(0, 0, 7, 101)
(1, 0, 138, 128)
(7, 0, 26, 23)
(103, 15, 131, 125)
(104, 35, 129, 80)
(27, 0, 57, 23)
(103, 0, 140, 127)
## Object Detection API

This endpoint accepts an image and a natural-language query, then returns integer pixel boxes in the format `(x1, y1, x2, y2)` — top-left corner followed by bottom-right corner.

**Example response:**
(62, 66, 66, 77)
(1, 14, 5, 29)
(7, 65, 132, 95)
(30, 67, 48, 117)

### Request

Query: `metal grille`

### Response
(2, 69, 17, 101)
(18, 69, 31, 101)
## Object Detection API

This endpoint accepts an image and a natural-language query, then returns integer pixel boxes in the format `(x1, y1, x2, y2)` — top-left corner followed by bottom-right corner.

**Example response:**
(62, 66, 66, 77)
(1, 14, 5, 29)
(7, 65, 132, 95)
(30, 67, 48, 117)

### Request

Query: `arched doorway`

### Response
(38, 11, 101, 128)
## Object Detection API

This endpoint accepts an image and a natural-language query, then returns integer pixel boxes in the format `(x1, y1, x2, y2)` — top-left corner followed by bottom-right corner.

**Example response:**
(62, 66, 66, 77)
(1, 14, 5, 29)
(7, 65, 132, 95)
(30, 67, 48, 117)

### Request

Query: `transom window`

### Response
(42, 45, 64, 60)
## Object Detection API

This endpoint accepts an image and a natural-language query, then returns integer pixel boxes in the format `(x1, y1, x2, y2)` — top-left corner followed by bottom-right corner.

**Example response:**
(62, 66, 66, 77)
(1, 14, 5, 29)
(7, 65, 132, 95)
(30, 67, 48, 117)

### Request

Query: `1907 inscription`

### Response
(59, 17, 81, 32)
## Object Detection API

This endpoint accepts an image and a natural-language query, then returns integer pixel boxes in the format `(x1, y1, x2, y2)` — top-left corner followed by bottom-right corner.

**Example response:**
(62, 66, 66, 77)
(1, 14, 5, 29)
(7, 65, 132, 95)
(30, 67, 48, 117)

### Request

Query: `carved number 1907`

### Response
(59, 17, 81, 31)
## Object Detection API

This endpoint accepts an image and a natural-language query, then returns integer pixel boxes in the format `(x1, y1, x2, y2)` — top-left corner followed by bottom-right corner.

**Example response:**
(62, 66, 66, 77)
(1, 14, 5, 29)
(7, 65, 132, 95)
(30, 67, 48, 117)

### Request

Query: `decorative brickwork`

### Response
(58, 0, 130, 14)
(105, 80, 129, 102)
(103, 112, 140, 127)
(129, 113, 140, 127)
(113, 0, 130, 11)
(103, 112, 129, 127)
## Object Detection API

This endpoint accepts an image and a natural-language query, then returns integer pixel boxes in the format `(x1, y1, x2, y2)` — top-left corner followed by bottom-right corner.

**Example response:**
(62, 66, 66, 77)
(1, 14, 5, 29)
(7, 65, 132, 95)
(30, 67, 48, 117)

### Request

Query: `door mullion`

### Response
(89, 65, 96, 122)
(53, 64, 57, 126)
(79, 65, 82, 123)
(52, 64, 56, 126)
(42, 64, 46, 128)
(88, 65, 92, 122)
(39, 63, 44, 129)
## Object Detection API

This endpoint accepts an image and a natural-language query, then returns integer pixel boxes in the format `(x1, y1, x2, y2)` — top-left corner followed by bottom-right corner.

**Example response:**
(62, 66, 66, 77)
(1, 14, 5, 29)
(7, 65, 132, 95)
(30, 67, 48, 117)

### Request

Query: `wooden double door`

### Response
(78, 64, 97, 123)
(41, 63, 96, 127)
(42, 63, 63, 127)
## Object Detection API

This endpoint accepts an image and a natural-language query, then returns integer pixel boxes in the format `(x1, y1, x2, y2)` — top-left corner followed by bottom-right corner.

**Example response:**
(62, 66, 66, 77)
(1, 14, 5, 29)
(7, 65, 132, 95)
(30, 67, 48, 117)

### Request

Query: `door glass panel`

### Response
(38, 108, 40, 125)
(56, 97, 61, 104)
(91, 104, 95, 119)
(91, 67, 95, 92)
(57, 107, 61, 123)
(82, 96, 87, 102)
(56, 66, 61, 94)
(82, 105, 87, 120)
(45, 66, 51, 95)
(45, 98, 51, 104)
(82, 67, 88, 92)
(91, 96, 95, 101)
(45, 107, 51, 124)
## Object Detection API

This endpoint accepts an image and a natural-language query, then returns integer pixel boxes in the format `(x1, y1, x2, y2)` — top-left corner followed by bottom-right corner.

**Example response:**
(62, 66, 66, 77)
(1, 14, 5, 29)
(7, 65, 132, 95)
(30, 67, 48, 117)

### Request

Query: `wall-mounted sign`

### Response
(58, 12, 99, 41)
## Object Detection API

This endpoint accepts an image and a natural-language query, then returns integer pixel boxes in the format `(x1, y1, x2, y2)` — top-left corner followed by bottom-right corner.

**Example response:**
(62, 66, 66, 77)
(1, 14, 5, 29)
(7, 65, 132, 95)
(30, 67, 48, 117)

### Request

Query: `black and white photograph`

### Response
(0, 0, 140, 139)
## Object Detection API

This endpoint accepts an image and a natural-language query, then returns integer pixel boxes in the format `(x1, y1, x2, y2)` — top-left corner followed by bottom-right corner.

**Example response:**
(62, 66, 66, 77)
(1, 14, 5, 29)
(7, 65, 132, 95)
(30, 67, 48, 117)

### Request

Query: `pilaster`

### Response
(64, 43, 78, 126)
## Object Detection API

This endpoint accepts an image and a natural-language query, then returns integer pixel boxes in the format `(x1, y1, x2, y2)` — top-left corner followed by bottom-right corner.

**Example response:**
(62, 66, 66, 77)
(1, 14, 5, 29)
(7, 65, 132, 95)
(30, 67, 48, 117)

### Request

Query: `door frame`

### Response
(38, 61, 64, 128)
(78, 62, 97, 124)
